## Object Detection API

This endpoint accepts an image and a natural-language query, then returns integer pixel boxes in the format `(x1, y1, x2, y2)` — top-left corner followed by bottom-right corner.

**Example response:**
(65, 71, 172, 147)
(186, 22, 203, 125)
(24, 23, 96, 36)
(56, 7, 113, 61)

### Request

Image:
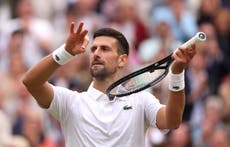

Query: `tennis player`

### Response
(23, 22, 196, 146)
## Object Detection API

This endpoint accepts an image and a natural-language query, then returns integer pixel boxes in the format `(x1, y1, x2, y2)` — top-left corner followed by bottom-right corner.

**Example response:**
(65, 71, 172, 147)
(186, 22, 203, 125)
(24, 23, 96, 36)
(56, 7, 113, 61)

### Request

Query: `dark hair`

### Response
(93, 28, 129, 55)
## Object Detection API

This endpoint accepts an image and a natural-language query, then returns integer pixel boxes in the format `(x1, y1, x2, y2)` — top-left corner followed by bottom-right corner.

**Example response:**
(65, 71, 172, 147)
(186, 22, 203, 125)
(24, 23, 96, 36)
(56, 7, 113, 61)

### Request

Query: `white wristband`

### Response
(168, 69, 185, 92)
(52, 44, 75, 65)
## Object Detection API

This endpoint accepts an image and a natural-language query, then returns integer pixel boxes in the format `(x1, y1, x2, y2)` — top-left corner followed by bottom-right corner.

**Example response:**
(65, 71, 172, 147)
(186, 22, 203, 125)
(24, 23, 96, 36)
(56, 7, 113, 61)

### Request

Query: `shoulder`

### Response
(134, 90, 156, 98)
(52, 85, 81, 100)
(129, 91, 158, 104)
(49, 86, 88, 112)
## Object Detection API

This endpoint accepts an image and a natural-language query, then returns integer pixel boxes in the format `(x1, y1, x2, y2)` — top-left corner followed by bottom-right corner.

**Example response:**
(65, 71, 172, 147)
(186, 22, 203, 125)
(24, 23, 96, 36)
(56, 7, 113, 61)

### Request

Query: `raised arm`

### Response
(156, 45, 196, 129)
(22, 22, 89, 108)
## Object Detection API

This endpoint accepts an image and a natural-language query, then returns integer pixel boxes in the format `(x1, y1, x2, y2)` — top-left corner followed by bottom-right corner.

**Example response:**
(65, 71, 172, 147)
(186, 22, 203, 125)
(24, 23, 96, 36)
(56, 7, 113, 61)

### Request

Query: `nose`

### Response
(92, 47, 102, 58)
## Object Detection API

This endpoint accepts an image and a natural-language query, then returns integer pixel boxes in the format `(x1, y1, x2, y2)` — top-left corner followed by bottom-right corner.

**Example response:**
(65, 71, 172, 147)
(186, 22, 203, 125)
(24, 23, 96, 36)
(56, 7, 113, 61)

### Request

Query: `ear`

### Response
(118, 54, 128, 68)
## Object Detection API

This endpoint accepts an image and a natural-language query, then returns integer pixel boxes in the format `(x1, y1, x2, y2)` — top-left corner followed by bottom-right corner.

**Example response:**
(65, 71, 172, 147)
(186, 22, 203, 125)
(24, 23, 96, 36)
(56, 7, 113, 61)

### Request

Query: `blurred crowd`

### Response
(0, 0, 229, 146)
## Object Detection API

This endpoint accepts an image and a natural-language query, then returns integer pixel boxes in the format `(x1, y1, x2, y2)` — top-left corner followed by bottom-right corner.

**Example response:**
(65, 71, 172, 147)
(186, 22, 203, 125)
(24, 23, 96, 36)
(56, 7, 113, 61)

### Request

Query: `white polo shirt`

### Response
(47, 83, 165, 147)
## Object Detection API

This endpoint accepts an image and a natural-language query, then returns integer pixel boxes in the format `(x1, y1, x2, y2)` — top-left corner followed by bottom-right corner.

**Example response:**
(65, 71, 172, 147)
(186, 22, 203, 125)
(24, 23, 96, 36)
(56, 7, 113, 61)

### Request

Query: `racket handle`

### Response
(181, 32, 206, 48)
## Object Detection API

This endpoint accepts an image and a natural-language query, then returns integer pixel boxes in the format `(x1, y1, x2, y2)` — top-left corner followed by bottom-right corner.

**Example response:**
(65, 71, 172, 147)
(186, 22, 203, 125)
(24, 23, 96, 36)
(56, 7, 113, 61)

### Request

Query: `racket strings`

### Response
(113, 69, 167, 94)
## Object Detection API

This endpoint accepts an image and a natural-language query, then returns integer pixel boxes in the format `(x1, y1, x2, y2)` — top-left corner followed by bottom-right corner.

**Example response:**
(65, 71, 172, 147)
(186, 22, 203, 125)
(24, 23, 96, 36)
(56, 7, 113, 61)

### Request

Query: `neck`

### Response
(93, 80, 110, 94)
(92, 73, 120, 93)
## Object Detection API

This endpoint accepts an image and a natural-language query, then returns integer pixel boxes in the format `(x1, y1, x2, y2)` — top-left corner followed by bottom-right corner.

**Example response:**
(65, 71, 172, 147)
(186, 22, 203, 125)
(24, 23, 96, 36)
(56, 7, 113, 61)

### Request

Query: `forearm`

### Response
(166, 90, 185, 129)
(157, 43, 197, 129)
(23, 54, 59, 87)
(22, 54, 60, 108)
(165, 64, 185, 128)
(22, 22, 88, 108)
(156, 70, 185, 130)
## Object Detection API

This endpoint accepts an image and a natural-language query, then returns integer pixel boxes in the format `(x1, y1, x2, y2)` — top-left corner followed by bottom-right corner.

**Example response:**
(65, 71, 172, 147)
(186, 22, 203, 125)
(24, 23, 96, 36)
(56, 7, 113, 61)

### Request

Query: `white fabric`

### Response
(47, 83, 165, 147)
(52, 44, 75, 65)
(168, 69, 185, 92)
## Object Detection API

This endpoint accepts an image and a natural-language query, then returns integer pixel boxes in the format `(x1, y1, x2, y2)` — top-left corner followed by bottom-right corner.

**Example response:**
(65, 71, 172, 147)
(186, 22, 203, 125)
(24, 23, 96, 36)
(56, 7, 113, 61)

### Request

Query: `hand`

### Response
(171, 44, 196, 74)
(65, 22, 89, 55)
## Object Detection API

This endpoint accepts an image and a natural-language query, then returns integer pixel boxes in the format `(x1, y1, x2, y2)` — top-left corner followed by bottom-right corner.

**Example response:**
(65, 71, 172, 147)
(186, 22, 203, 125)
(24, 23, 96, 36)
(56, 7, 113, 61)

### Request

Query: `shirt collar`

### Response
(87, 82, 127, 102)
(87, 82, 106, 100)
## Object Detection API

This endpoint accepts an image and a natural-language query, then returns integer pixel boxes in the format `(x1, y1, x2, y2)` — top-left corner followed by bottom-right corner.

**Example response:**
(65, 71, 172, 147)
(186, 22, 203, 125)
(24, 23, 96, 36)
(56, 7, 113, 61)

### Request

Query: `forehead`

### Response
(92, 36, 118, 47)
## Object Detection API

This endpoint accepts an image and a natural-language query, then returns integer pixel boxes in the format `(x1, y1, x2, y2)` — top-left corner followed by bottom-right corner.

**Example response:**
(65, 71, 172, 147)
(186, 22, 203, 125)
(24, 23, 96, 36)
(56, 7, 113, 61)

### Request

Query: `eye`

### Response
(90, 46, 97, 52)
(101, 46, 109, 51)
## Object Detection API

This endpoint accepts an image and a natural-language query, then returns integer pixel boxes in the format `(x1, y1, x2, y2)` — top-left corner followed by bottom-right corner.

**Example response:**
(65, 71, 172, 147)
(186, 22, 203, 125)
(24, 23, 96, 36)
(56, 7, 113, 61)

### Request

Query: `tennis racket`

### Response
(106, 32, 206, 99)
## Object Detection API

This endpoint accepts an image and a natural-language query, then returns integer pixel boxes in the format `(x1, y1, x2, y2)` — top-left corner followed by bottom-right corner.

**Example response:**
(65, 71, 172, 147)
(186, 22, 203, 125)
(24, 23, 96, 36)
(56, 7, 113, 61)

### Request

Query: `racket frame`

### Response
(106, 54, 173, 99)
(106, 32, 206, 99)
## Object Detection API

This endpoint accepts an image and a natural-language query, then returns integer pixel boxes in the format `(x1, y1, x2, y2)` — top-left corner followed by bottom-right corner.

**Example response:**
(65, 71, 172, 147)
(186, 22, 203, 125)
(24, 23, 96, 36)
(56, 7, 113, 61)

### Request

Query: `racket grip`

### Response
(181, 32, 206, 48)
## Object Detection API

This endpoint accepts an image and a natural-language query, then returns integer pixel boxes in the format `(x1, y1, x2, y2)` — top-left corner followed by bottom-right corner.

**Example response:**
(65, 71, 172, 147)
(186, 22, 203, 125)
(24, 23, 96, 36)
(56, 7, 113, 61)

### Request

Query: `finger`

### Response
(172, 52, 183, 62)
(184, 51, 194, 62)
(185, 45, 196, 59)
(187, 49, 195, 58)
(76, 22, 84, 34)
(172, 49, 183, 60)
(179, 48, 194, 58)
(81, 35, 89, 49)
(70, 22, 75, 34)
(186, 44, 196, 53)
(191, 44, 196, 50)
(81, 29, 89, 37)
(80, 36, 89, 52)
(175, 48, 185, 58)
(191, 45, 196, 55)
(173, 48, 188, 63)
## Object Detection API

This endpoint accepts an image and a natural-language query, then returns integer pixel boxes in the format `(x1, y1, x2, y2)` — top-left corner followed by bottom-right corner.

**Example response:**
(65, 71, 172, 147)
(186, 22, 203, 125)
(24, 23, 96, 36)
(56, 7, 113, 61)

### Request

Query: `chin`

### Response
(90, 69, 106, 78)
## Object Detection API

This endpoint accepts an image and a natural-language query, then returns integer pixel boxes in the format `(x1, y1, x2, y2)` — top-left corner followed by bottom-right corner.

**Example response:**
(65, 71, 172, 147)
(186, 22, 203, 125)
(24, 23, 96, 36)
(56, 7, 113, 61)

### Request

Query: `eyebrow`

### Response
(90, 44, 112, 49)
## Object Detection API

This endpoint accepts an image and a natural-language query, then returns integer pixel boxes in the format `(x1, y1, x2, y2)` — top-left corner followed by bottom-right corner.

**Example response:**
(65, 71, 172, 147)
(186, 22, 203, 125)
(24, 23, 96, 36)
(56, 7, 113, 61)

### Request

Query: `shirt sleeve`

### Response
(46, 85, 76, 123)
(143, 92, 165, 128)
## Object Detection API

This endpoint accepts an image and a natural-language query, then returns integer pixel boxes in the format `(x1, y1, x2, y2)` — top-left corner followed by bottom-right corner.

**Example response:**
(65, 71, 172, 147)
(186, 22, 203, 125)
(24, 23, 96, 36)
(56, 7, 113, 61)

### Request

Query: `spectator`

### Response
(184, 45, 208, 123)
(151, 0, 198, 42)
(214, 8, 230, 74)
(21, 107, 57, 147)
(192, 95, 224, 147)
(168, 123, 193, 147)
(197, 0, 221, 24)
(199, 22, 223, 94)
(1, 0, 54, 68)
(219, 74, 230, 126)
(210, 128, 230, 147)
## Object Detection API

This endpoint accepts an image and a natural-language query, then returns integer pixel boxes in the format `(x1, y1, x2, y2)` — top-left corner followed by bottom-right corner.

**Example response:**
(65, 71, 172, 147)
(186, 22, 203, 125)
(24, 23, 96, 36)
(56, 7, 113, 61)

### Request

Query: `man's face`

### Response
(89, 36, 125, 79)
